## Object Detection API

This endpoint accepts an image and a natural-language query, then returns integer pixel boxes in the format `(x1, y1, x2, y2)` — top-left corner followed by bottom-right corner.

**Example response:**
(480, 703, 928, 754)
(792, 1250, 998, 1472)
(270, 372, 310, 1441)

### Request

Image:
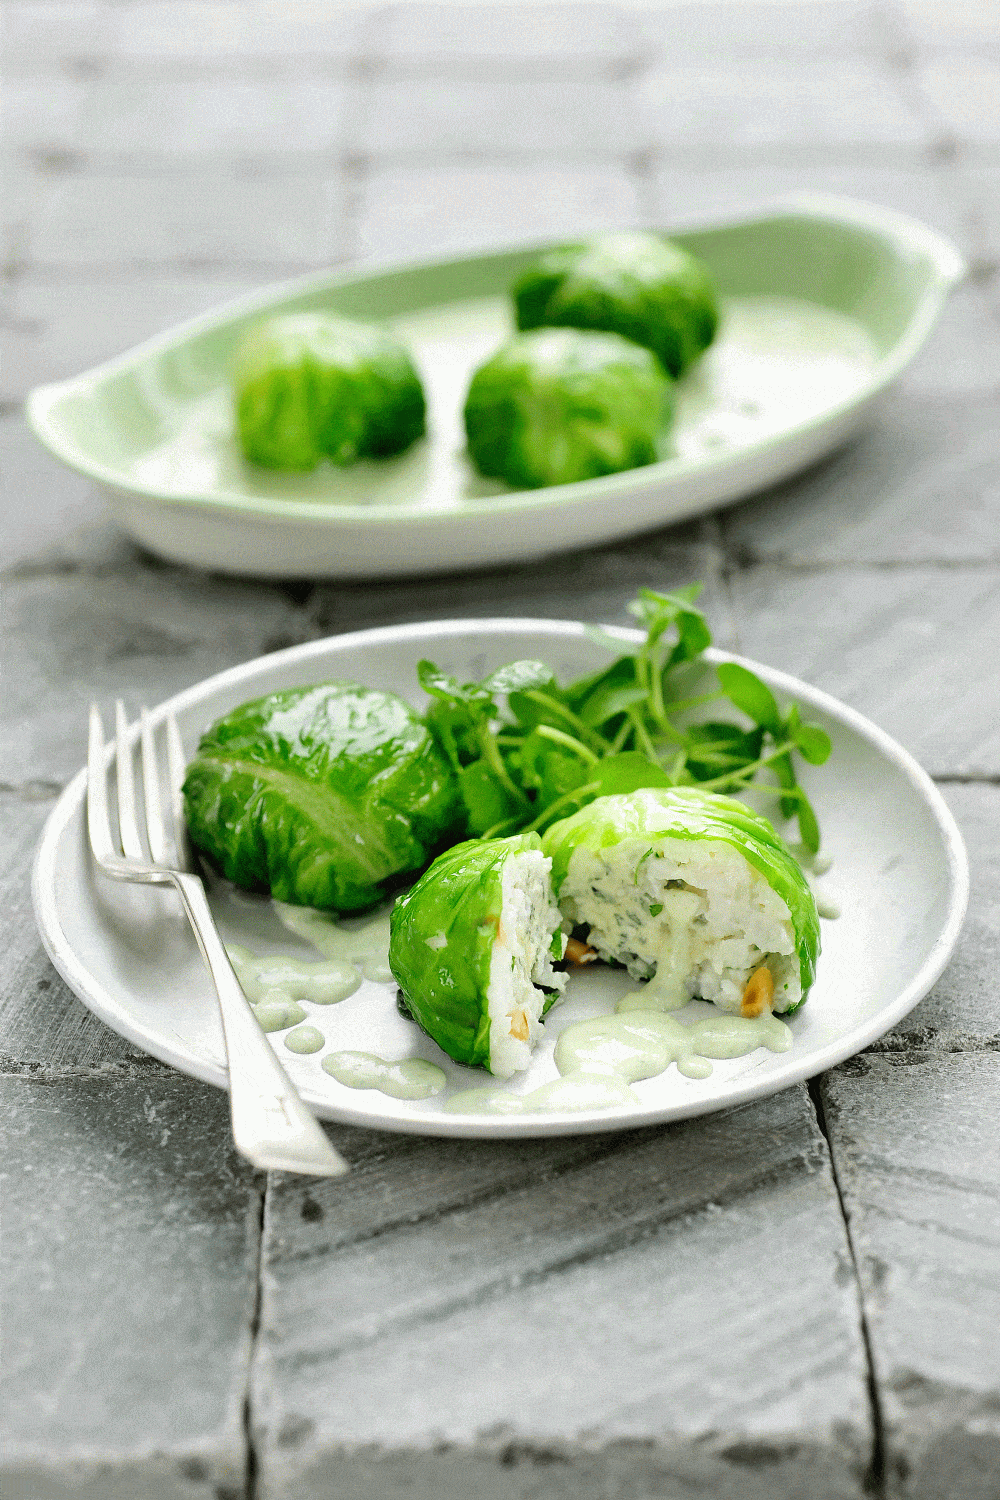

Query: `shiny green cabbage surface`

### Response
(389, 833, 545, 1070)
(183, 682, 460, 913)
(513, 232, 719, 379)
(463, 328, 671, 489)
(234, 312, 426, 470)
(541, 786, 820, 1006)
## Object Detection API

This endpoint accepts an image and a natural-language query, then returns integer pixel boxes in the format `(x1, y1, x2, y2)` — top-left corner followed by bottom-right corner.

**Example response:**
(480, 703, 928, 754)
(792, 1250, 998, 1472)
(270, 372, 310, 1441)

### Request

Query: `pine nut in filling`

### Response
(741, 964, 775, 1018)
(565, 936, 598, 964)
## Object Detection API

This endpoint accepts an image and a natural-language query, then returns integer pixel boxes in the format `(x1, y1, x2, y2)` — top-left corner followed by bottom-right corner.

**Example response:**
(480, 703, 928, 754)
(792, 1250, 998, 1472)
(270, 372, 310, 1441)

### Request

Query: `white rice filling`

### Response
(558, 837, 800, 1014)
(486, 849, 568, 1078)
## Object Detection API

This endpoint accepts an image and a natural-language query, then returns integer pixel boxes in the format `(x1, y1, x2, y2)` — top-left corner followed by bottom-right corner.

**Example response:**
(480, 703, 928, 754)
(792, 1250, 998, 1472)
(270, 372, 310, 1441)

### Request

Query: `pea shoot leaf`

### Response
(417, 660, 489, 707)
(716, 662, 783, 735)
(773, 783, 822, 854)
(792, 723, 832, 765)
(578, 681, 648, 727)
(629, 585, 711, 668)
(458, 761, 522, 837)
(416, 588, 831, 856)
(683, 722, 764, 782)
(593, 752, 672, 796)
(482, 659, 555, 696)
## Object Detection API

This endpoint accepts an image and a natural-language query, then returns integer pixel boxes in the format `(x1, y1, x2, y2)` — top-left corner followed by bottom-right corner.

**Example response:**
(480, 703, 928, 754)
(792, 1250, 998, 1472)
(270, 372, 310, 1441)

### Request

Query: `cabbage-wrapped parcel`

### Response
(463, 327, 672, 490)
(541, 787, 819, 1014)
(234, 312, 426, 471)
(513, 231, 719, 379)
(183, 683, 461, 913)
(389, 834, 567, 1076)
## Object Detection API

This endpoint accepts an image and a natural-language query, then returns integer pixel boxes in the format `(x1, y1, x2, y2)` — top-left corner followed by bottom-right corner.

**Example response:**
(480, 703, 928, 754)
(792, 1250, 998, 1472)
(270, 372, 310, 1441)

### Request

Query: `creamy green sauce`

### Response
(284, 1025, 325, 1054)
(555, 1009, 792, 1084)
(815, 896, 841, 920)
(228, 942, 362, 1005)
(273, 903, 394, 982)
(446, 1003, 791, 1114)
(254, 1000, 308, 1033)
(613, 889, 704, 1013)
(322, 1051, 447, 1100)
(245, 894, 799, 1117)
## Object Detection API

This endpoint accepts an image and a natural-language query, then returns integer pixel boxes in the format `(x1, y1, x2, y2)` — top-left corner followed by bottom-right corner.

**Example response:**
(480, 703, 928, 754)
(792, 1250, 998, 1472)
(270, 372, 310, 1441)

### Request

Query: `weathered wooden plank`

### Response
(24, 170, 349, 273)
(728, 562, 1000, 777)
(2, 565, 311, 786)
(302, 537, 731, 643)
(897, 0, 1000, 55)
(70, 79, 355, 167)
(0, 1072, 261, 1499)
(253, 1086, 873, 1499)
(379, 2, 639, 77)
(1, 2, 371, 74)
(355, 163, 642, 265)
(722, 390, 1000, 567)
(636, 0, 901, 61)
(871, 782, 1000, 1053)
(353, 76, 648, 160)
(913, 57, 1000, 153)
(638, 56, 931, 160)
(649, 160, 978, 261)
(0, 410, 104, 572)
(0, 789, 158, 1072)
(1, 273, 262, 403)
(821, 1053, 1000, 1498)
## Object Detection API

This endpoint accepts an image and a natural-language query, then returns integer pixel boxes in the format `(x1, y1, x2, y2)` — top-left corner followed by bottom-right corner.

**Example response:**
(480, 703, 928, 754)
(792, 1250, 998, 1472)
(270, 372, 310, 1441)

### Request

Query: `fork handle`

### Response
(172, 872, 348, 1177)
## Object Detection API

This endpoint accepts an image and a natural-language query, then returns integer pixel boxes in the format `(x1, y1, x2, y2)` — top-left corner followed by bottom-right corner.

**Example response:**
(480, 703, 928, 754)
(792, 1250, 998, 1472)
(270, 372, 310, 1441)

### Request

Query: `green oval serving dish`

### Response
(27, 195, 964, 579)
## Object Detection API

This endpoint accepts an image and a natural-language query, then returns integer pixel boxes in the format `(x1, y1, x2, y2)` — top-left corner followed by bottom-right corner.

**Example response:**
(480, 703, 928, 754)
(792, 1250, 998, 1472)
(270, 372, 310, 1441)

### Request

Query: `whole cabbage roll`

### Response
(389, 834, 567, 1076)
(541, 787, 819, 1014)
(234, 312, 426, 471)
(463, 328, 671, 489)
(183, 683, 461, 913)
(513, 231, 719, 379)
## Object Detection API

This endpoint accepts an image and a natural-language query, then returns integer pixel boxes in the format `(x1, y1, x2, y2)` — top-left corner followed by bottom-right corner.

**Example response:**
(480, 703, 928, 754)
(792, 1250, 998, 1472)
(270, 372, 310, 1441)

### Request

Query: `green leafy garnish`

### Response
(417, 584, 832, 852)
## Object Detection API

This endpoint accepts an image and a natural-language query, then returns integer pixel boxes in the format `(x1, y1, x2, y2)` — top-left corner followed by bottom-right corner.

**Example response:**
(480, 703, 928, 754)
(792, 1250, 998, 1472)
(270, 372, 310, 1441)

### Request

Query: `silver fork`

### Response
(87, 701, 348, 1178)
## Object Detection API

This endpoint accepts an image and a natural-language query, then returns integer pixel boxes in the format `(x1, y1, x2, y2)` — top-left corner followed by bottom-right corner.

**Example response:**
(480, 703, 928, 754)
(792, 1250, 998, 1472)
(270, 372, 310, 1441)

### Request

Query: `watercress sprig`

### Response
(417, 585, 832, 852)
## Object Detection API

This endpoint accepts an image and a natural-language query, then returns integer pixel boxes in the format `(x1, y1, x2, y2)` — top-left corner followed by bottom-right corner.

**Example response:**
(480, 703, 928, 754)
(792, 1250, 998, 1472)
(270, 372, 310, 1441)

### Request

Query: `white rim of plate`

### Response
(32, 619, 970, 1138)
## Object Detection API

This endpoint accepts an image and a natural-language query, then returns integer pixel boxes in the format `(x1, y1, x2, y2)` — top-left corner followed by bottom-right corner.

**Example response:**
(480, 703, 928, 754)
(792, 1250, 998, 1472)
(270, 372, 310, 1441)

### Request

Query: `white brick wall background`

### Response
(3, 4, 999, 1497)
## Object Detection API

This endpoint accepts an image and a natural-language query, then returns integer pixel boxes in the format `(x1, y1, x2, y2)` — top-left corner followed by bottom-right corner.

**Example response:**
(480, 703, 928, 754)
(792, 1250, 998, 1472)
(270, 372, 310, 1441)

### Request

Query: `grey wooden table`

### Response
(3, 3, 999, 1497)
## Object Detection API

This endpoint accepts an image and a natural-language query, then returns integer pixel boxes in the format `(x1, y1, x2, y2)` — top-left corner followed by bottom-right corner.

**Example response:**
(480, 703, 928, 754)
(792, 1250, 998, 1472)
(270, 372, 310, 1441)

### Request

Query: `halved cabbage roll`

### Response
(541, 787, 819, 1014)
(389, 834, 567, 1076)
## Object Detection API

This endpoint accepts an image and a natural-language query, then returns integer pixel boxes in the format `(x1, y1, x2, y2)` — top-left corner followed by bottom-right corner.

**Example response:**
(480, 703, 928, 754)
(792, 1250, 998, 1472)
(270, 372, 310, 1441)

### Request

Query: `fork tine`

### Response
(140, 708, 168, 865)
(165, 713, 191, 872)
(87, 704, 116, 864)
(114, 700, 145, 861)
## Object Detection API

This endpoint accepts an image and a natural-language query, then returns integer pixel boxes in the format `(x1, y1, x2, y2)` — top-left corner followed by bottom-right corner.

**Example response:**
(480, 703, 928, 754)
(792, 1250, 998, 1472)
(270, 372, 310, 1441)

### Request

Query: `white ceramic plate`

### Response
(27, 197, 964, 578)
(32, 619, 968, 1139)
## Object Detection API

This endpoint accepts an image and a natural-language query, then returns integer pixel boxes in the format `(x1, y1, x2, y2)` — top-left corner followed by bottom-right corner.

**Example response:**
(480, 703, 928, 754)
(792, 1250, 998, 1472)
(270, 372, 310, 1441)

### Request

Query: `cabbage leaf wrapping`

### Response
(234, 312, 426, 471)
(183, 682, 461, 913)
(389, 833, 562, 1070)
(542, 786, 820, 1007)
(513, 232, 719, 379)
(463, 328, 672, 489)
